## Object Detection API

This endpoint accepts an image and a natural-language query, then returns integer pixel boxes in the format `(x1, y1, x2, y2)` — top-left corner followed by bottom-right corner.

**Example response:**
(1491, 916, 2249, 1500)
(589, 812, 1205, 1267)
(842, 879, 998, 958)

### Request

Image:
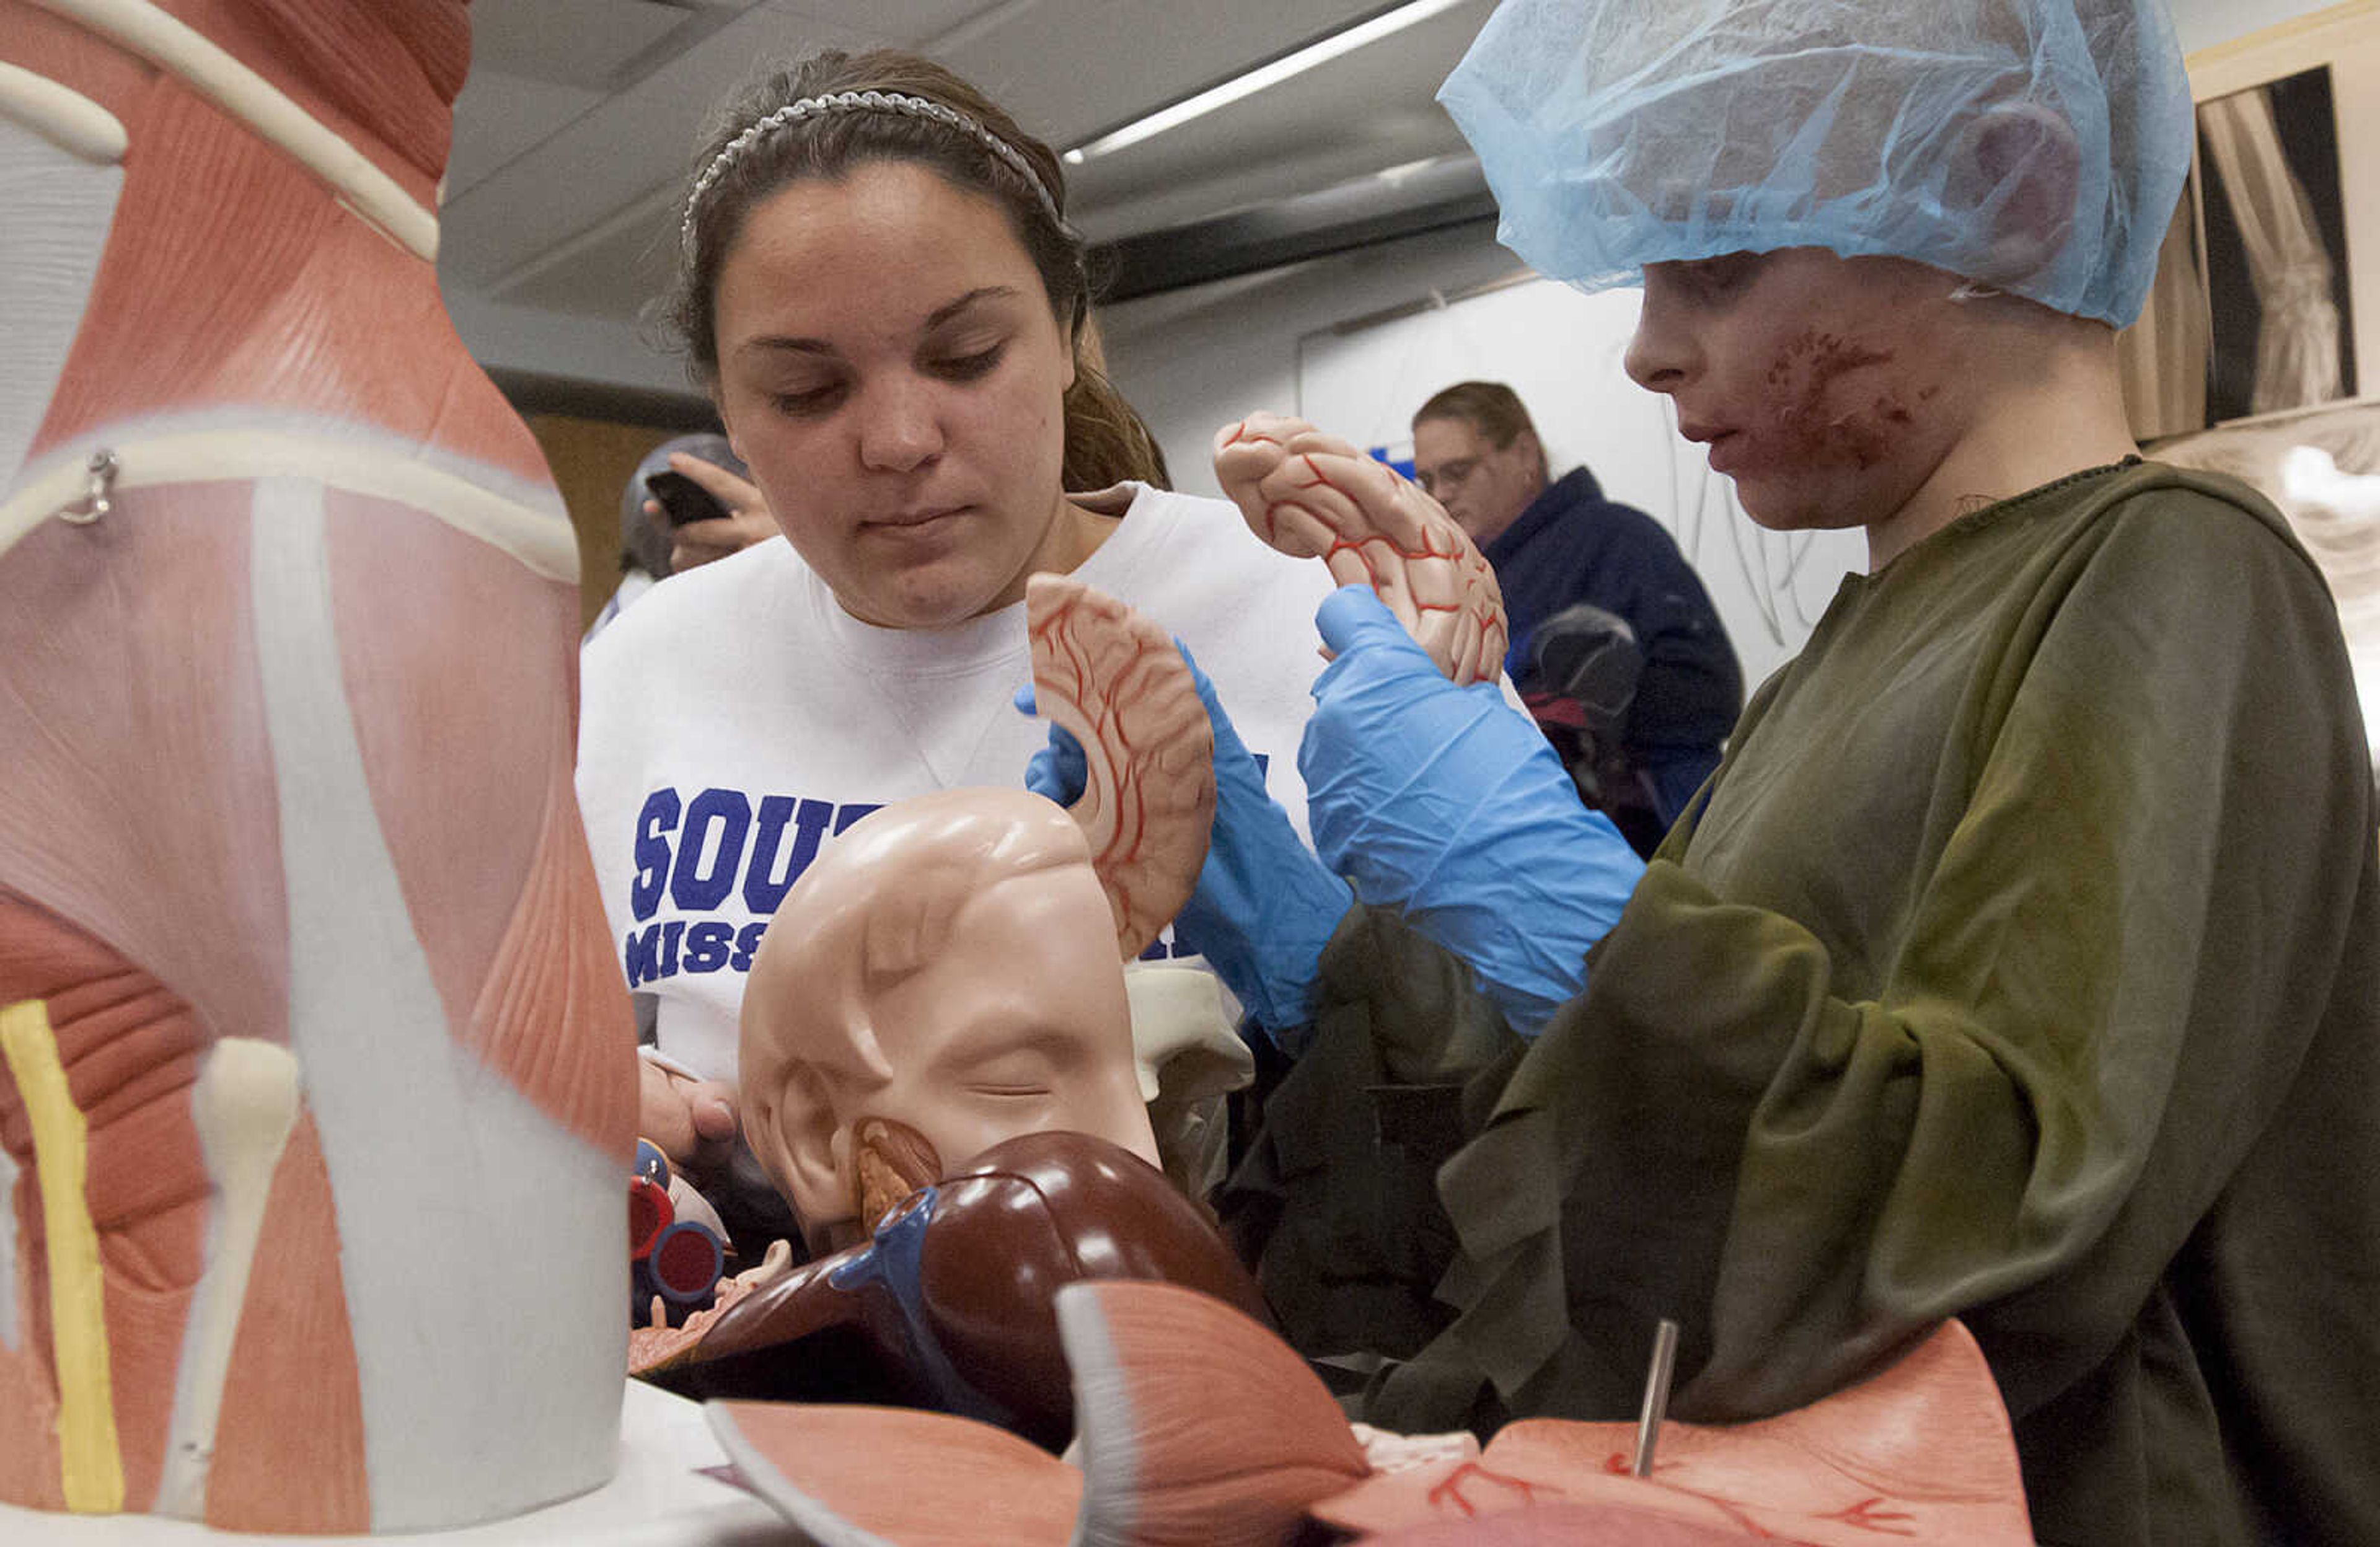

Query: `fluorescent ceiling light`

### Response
(1063, 0, 1474, 165)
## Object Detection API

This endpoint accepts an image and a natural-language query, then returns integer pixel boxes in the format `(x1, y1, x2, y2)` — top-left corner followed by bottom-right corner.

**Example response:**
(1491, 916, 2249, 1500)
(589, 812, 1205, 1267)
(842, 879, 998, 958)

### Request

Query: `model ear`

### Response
(745, 1062, 850, 1243)
(1946, 102, 2080, 288)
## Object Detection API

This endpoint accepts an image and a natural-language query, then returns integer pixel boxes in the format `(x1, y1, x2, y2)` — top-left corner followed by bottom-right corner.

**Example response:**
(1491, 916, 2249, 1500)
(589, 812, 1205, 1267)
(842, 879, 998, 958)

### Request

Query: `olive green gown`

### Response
(1225, 462, 2380, 1546)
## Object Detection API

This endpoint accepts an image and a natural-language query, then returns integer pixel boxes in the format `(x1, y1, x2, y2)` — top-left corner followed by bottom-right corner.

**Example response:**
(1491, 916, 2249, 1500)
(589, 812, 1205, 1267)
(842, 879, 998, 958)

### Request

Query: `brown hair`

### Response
(1413, 380, 1548, 482)
(667, 49, 1169, 491)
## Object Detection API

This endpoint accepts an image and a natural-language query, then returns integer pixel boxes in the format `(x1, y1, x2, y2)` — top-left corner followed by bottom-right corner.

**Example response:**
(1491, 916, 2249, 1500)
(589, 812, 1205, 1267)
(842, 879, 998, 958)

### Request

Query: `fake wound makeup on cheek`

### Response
(1763, 330, 1924, 472)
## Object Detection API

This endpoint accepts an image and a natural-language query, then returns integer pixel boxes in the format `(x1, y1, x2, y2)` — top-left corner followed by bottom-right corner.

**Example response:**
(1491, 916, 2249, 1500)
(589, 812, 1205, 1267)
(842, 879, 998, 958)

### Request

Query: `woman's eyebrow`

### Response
(735, 333, 835, 359)
(923, 285, 1021, 329)
(734, 285, 1022, 361)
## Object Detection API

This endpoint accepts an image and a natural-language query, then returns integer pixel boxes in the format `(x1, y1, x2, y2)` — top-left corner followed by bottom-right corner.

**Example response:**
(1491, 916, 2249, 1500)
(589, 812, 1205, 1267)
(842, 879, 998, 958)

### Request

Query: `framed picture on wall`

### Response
(2118, 0, 2380, 440)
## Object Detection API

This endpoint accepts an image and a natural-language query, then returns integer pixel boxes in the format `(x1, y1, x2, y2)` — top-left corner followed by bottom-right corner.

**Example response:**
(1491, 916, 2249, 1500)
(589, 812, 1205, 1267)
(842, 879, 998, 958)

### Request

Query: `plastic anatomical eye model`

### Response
(628, 1137, 731, 1328)
(1214, 410, 1509, 685)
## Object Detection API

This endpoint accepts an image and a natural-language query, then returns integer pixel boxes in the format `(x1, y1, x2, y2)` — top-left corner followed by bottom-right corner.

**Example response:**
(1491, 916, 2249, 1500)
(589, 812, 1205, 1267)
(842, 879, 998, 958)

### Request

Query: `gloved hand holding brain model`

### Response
(1208, 409, 1644, 1037)
(1214, 410, 1508, 687)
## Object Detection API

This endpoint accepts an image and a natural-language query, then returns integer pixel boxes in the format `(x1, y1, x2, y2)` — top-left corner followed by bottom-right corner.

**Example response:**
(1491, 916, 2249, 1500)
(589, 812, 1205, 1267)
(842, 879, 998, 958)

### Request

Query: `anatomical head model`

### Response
(666, 582, 1234, 1440)
(741, 788, 1161, 1253)
(740, 574, 1210, 1251)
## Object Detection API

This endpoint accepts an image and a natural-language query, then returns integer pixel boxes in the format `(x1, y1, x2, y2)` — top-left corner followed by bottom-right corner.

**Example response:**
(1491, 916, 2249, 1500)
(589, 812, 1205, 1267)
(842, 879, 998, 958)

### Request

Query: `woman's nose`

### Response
(856, 377, 945, 472)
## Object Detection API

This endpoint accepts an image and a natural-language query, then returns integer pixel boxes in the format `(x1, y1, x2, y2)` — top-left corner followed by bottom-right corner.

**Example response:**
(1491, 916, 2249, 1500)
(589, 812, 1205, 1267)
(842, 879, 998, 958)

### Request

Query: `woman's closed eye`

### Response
(768, 376, 848, 416)
(931, 343, 1005, 382)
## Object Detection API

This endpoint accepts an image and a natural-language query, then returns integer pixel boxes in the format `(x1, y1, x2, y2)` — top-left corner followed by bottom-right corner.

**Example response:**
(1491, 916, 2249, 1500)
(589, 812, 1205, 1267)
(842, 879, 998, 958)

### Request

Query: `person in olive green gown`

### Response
(1196, 2, 2380, 1543)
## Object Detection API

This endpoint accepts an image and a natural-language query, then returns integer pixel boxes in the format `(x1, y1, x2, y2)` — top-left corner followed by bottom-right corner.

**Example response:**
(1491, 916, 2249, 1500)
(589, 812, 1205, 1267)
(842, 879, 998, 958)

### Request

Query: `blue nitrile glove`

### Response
(1300, 586, 1646, 1038)
(1018, 651, 1352, 1049)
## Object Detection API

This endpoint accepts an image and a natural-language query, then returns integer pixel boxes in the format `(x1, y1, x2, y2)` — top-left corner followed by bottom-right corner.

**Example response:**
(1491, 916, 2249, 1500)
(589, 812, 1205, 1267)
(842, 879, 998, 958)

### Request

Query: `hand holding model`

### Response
(637, 1055, 739, 1170)
(1214, 410, 1507, 685)
(1205, 402, 1642, 1038)
(1301, 585, 1646, 1036)
(1026, 646, 1351, 1046)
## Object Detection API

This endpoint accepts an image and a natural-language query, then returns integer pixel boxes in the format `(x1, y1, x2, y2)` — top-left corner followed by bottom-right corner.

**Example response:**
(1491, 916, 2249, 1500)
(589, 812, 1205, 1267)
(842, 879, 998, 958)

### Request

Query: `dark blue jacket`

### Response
(1486, 469, 1742, 788)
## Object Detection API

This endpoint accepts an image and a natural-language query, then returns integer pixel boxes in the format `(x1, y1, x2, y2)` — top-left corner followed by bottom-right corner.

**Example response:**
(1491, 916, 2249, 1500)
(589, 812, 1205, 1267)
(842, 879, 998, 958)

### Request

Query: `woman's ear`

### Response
(1946, 102, 2080, 286)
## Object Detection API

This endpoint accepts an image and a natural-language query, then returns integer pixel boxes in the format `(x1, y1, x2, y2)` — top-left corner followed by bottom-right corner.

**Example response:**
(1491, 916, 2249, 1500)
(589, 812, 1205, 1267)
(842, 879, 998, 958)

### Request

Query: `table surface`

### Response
(0, 1381, 795, 1545)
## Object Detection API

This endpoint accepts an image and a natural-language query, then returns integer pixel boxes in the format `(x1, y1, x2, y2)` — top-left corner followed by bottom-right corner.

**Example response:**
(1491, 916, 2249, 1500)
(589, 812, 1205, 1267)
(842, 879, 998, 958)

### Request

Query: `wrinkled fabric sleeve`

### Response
(1339, 496, 2373, 1434)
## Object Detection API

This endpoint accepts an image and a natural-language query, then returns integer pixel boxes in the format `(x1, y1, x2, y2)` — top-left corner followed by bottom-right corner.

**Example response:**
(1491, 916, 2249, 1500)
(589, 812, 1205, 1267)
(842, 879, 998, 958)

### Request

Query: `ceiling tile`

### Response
(935, 0, 1403, 144)
(772, 0, 995, 48)
(440, 2, 888, 289)
(493, 208, 684, 325)
(1074, 121, 1473, 242)
(1060, 0, 1490, 234)
(444, 68, 604, 200)
(469, 0, 698, 89)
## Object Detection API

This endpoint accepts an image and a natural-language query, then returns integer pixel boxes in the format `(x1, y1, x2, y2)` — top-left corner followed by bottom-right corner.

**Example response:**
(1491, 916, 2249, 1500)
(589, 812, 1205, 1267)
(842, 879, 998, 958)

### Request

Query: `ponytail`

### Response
(1062, 358, 1170, 491)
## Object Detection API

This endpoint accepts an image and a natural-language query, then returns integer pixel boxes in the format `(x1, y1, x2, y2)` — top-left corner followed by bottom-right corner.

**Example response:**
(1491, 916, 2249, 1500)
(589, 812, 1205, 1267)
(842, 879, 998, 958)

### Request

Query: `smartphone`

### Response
(645, 469, 731, 527)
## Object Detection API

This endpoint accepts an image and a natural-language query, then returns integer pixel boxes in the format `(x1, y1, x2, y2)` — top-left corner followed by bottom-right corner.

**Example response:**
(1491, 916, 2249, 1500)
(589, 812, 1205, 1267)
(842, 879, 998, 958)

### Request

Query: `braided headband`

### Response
(681, 89, 1064, 251)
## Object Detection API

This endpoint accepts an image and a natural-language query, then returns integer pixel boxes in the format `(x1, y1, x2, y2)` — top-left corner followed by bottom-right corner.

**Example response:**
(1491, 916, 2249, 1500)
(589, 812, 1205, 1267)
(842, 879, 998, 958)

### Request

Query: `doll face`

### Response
(1624, 248, 1977, 553)
(710, 162, 1080, 628)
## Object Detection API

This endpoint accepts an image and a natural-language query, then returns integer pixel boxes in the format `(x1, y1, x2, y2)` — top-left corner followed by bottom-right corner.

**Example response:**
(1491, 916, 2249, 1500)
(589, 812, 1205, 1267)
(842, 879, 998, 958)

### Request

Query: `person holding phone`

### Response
(638, 433, 781, 574)
(584, 433, 751, 645)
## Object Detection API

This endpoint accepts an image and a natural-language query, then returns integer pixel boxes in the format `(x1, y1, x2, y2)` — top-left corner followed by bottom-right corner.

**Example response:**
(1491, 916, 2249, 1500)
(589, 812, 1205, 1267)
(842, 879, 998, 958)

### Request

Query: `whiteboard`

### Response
(1296, 277, 1866, 689)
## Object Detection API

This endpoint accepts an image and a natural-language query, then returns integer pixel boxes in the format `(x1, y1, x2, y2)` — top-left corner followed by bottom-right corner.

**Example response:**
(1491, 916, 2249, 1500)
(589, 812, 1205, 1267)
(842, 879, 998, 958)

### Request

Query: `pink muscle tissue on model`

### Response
(0, 2, 635, 1532)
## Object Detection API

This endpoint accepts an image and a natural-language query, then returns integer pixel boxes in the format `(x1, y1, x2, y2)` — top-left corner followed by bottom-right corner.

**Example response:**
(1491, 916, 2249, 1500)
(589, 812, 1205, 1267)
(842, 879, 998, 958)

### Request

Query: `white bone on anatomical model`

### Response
(1213, 411, 1509, 685)
(1026, 573, 1216, 961)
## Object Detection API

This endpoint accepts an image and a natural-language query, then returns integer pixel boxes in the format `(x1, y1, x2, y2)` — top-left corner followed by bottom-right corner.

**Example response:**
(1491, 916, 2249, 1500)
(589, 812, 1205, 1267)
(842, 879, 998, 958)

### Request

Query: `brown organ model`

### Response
(0, 1, 635, 1533)
(639, 1129, 1272, 1452)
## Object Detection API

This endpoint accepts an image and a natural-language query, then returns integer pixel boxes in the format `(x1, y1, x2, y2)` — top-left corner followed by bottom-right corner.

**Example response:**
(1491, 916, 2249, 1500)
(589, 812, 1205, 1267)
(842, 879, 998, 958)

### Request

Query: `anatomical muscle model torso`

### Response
(0, 2, 635, 1532)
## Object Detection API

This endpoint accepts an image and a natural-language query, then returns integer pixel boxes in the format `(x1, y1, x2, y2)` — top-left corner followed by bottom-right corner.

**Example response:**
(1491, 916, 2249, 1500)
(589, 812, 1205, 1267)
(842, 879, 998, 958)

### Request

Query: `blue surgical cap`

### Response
(1438, 0, 2193, 327)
